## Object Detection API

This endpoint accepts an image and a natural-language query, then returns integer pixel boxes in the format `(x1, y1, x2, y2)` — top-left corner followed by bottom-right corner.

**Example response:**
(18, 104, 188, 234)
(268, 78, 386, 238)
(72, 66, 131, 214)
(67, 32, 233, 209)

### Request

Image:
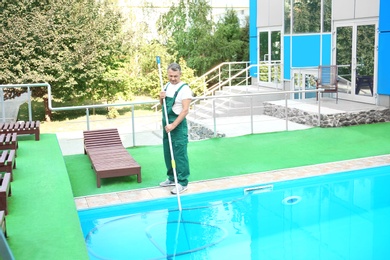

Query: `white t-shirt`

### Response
(165, 82, 193, 115)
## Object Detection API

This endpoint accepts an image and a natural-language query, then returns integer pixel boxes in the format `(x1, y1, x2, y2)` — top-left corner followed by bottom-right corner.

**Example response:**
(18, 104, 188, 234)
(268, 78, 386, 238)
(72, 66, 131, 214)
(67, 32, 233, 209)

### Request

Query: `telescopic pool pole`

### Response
(156, 56, 182, 212)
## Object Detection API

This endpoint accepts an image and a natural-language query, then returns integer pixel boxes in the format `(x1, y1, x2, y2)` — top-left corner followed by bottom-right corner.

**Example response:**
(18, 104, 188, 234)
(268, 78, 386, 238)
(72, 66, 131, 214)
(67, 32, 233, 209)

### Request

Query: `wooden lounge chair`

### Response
(0, 121, 40, 141)
(0, 210, 6, 238)
(83, 128, 141, 188)
(0, 151, 15, 181)
(0, 212, 13, 257)
(0, 133, 18, 156)
(0, 173, 11, 215)
(316, 65, 338, 103)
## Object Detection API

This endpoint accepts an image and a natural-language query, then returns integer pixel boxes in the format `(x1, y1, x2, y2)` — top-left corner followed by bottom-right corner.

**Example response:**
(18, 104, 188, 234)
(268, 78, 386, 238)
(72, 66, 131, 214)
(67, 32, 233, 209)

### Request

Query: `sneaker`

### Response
(171, 184, 188, 194)
(159, 179, 176, 187)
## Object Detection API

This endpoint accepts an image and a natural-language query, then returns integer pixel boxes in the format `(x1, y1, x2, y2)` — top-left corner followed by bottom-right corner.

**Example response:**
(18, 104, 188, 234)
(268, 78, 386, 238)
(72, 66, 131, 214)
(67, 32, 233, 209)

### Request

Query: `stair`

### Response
(187, 85, 286, 140)
(188, 85, 285, 121)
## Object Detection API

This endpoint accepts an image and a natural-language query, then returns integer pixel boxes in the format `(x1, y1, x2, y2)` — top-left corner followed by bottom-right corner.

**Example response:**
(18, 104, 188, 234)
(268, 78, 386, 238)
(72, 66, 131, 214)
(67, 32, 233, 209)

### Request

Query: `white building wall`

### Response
(257, 0, 283, 28)
(333, 0, 379, 21)
(118, 0, 249, 40)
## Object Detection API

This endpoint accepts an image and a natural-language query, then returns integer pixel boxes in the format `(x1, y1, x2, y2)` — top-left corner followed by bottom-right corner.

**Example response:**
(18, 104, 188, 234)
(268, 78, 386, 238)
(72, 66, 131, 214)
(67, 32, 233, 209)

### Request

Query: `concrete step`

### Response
(197, 98, 248, 109)
(190, 85, 285, 120)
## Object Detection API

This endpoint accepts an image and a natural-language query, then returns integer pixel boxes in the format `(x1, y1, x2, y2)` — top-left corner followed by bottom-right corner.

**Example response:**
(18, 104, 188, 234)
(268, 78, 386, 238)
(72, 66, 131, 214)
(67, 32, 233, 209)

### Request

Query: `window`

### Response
(284, 0, 332, 34)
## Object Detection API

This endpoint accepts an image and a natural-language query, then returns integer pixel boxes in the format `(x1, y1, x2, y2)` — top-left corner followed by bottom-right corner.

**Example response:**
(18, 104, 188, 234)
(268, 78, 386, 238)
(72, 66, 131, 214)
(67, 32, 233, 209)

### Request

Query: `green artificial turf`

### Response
(66, 122, 390, 197)
(7, 134, 89, 260)
(6, 122, 390, 259)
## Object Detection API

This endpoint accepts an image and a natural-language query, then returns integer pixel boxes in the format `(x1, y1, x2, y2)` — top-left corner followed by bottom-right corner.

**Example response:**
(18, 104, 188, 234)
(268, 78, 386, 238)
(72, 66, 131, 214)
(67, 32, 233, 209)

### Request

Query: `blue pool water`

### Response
(78, 165, 390, 259)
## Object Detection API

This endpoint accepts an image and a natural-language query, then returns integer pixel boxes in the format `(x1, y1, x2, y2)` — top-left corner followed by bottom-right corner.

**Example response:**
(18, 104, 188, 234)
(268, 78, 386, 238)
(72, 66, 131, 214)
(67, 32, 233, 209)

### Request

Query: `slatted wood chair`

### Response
(0, 151, 15, 181)
(316, 65, 339, 103)
(0, 121, 40, 141)
(0, 133, 18, 156)
(0, 173, 11, 215)
(83, 128, 141, 188)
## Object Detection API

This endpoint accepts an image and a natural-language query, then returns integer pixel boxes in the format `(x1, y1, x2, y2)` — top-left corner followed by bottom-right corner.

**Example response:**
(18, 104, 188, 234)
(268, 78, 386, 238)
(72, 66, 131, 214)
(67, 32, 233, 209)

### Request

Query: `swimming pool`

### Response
(78, 165, 390, 259)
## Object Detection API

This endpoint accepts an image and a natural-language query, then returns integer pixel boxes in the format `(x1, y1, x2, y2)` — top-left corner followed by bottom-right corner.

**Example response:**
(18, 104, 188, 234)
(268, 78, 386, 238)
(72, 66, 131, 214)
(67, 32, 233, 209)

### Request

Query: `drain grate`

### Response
(282, 195, 302, 205)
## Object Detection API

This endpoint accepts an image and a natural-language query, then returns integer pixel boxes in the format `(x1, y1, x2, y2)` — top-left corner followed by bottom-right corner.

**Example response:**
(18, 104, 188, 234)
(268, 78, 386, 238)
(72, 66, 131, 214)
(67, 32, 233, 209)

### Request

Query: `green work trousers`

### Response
(162, 96, 190, 187)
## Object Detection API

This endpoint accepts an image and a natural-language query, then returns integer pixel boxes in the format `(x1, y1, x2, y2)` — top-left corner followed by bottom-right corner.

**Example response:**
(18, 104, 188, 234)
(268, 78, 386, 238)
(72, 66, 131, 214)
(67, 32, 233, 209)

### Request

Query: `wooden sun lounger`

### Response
(0, 173, 12, 215)
(0, 151, 15, 182)
(0, 150, 16, 181)
(0, 121, 40, 141)
(0, 210, 6, 238)
(83, 128, 141, 188)
(0, 133, 18, 155)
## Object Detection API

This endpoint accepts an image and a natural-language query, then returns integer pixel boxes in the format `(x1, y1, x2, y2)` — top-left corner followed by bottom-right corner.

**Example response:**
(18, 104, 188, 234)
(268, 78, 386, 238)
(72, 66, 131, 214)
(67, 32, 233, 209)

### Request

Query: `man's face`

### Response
(168, 69, 181, 85)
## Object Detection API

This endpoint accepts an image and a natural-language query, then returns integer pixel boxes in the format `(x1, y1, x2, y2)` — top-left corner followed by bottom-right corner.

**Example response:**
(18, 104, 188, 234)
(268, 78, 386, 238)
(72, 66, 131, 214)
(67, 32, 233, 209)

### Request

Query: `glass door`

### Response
(334, 21, 377, 103)
(258, 29, 282, 88)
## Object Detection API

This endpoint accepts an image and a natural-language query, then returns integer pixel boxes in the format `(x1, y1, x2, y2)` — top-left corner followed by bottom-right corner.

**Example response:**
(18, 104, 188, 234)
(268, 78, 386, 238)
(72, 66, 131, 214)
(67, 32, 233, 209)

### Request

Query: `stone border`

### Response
(264, 102, 390, 127)
(188, 120, 225, 140)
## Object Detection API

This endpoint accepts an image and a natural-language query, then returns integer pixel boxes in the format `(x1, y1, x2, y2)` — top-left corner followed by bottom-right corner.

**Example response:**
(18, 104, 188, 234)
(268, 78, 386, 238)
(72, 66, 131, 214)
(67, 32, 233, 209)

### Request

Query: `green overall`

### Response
(162, 83, 190, 187)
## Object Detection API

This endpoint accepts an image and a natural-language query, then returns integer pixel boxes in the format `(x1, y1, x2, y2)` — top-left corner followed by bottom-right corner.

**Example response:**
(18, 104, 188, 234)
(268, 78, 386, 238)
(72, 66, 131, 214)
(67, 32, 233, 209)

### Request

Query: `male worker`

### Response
(159, 63, 192, 194)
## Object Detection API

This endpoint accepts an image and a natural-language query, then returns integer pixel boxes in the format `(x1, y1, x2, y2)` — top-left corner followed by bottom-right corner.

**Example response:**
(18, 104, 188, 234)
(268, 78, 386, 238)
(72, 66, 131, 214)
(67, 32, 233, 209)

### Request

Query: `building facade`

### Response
(249, 0, 390, 106)
(118, 0, 249, 40)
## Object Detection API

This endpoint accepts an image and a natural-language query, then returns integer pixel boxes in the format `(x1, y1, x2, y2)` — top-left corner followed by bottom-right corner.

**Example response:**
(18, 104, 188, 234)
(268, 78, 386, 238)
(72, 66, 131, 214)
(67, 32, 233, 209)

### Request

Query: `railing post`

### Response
(0, 88, 5, 123)
(250, 96, 254, 134)
(229, 63, 232, 87)
(86, 108, 90, 130)
(285, 93, 289, 131)
(268, 60, 271, 83)
(218, 67, 221, 87)
(213, 99, 217, 138)
(131, 104, 136, 146)
(27, 86, 32, 121)
(246, 68, 249, 87)
(318, 92, 321, 127)
(203, 75, 207, 94)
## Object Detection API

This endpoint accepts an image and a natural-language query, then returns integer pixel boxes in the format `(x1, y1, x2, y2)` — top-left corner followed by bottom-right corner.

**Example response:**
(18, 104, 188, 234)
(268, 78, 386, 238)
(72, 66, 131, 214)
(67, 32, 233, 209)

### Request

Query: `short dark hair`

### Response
(167, 63, 181, 72)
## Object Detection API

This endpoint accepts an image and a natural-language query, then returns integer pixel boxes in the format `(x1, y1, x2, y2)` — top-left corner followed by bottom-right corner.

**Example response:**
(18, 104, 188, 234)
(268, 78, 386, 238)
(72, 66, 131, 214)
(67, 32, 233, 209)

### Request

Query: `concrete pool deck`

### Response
(75, 154, 390, 210)
(47, 98, 389, 210)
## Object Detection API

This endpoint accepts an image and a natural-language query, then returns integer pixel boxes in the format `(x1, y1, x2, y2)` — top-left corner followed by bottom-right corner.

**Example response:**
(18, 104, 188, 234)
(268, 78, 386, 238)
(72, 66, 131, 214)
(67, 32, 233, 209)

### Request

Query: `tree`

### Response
(158, 1, 249, 76)
(0, 0, 126, 121)
(158, 0, 214, 75)
(122, 41, 197, 100)
(214, 9, 248, 62)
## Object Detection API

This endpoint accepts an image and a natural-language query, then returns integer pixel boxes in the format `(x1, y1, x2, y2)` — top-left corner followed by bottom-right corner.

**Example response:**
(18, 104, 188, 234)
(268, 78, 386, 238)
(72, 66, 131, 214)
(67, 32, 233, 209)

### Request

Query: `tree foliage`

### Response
(0, 0, 249, 121)
(214, 9, 248, 62)
(159, 0, 213, 75)
(158, 0, 248, 76)
(0, 0, 126, 120)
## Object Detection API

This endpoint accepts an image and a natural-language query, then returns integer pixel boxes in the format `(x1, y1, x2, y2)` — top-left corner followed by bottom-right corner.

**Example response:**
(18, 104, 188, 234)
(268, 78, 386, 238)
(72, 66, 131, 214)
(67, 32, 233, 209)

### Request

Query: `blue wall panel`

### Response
(378, 32, 390, 95)
(292, 35, 321, 67)
(379, 0, 390, 32)
(283, 34, 332, 80)
(249, 0, 258, 77)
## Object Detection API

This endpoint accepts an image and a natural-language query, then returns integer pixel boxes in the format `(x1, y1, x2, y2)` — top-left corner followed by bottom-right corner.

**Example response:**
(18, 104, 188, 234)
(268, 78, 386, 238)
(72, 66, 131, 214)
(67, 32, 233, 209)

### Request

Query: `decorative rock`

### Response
(263, 102, 390, 128)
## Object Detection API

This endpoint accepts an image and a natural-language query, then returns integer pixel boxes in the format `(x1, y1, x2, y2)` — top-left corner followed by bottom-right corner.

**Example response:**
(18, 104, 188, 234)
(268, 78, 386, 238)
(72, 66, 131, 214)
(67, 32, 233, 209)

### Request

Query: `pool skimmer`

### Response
(244, 184, 273, 194)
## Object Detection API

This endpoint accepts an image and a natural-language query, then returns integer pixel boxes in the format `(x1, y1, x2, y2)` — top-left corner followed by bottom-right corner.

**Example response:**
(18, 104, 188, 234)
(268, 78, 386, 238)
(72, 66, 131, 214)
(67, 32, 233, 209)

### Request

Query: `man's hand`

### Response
(159, 91, 166, 105)
(165, 123, 175, 133)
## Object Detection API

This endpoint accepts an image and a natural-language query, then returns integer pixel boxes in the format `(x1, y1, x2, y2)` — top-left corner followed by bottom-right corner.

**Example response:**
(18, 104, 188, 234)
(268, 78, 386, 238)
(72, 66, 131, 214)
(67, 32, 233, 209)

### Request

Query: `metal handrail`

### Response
(192, 64, 256, 103)
(152, 61, 250, 111)
(0, 82, 325, 146)
(190, 61, 250, 95)
(0, 83, 160, 146)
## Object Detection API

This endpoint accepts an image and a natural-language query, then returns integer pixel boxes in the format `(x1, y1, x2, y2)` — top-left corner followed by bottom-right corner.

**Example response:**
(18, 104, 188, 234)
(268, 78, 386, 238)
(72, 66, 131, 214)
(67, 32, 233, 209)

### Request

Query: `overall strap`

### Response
(173, 84, 188, 100)
(164, 83, 188, 106)
(163, 83, 170, 91)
